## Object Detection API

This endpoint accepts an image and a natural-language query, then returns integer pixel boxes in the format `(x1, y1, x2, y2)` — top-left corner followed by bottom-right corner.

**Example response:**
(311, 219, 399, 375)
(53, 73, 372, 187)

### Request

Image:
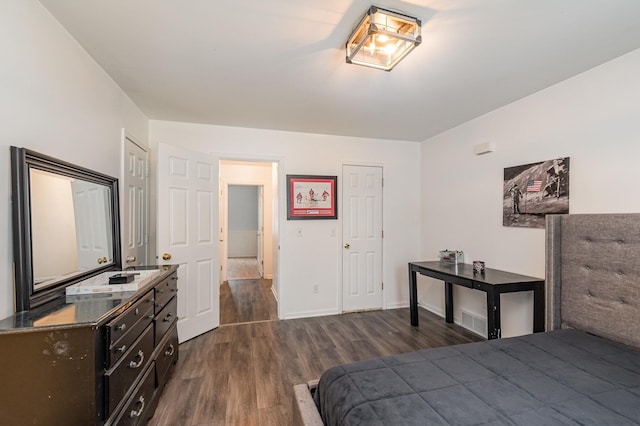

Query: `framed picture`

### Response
(287, 175, 337, 220)
(503, 157, 570, 228)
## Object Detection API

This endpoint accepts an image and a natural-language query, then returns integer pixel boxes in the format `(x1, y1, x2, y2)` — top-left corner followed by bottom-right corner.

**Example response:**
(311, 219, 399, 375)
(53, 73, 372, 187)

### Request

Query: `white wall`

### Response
(0, 0, 149, 319)
(420, 48, 640, 338)
(228, 185, 259, 257)
(150, 122, 422, 319)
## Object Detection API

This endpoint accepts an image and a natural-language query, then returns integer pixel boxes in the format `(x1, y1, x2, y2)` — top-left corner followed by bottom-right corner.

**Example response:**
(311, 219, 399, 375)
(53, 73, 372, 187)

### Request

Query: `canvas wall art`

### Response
(503, 157, 570, 228)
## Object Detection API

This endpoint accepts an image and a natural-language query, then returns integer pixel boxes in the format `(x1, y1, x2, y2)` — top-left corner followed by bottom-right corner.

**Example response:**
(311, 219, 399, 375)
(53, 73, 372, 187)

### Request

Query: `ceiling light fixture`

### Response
(346, 6, 422, 71)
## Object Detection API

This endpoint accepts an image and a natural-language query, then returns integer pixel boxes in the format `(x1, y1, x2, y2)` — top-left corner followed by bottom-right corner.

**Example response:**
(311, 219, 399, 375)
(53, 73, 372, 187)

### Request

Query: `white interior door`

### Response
(219, 178, 227, 284)
(157, 142, 219, 343)
(71, 180, 111, 270)
(122, 136, 148, 267)
(342, 165, 383, 312)
(257, 186, 264, 277)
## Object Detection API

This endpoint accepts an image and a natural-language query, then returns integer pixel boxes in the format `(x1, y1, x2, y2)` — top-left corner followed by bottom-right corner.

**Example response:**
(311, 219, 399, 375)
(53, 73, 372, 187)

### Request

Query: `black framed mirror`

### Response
(11, 147, 121, 311)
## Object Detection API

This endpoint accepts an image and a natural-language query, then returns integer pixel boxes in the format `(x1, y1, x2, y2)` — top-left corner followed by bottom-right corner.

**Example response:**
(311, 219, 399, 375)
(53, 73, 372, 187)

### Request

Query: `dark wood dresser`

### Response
(0, 265, 179, 425)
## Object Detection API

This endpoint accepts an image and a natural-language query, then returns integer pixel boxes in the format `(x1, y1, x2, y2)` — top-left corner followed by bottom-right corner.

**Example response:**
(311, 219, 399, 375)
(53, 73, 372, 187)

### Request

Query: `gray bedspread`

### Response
(313, 329, 640, 425)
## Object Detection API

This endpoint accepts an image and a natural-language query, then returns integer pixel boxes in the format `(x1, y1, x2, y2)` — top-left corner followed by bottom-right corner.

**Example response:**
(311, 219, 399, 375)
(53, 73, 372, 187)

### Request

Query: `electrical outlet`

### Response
(313, 284, 319, 294)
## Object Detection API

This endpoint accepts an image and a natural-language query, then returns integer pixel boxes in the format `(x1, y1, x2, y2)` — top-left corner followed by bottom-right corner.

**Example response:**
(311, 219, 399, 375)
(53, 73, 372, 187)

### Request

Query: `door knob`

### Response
(162, 253, 172, 261)
(126, 256, 137, 263)
(344, 243, 350, 249)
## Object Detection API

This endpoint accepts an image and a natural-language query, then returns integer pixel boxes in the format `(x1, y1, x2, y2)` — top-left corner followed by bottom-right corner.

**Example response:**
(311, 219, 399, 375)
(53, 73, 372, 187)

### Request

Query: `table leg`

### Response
(409, 265, 418, 326)
(533, 283, 545, 332)
(487, 290, 501, 339)
(445, 282, 454, 323)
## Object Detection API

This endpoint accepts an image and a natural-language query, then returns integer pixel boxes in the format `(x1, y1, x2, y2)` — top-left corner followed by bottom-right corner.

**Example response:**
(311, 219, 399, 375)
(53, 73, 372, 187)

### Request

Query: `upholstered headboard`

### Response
(546, 213, 640, 349)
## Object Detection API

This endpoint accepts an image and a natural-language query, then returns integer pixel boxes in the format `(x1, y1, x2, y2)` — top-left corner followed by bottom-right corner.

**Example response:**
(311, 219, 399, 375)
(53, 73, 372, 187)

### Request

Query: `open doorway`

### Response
(219, 160, 278, 325)
(226, 184, 262, 280)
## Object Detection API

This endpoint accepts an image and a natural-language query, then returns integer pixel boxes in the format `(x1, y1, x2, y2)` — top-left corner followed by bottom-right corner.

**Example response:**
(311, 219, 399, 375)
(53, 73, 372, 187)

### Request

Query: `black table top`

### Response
(410, 261, 543, 285)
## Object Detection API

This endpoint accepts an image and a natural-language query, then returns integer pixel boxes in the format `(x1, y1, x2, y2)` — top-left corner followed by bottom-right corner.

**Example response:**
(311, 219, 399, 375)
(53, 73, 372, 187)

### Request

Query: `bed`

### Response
(293, 213, 640, 425)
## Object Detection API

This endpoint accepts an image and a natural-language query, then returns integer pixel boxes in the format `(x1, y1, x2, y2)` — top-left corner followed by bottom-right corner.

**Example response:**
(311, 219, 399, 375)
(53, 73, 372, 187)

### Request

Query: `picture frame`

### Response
(287, 175, 337, 220)
(503, 157, 570, 228)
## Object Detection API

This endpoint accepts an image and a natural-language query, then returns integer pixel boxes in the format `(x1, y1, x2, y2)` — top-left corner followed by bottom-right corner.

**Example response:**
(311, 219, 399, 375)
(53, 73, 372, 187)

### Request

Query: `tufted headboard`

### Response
(546, 213, 640, 349)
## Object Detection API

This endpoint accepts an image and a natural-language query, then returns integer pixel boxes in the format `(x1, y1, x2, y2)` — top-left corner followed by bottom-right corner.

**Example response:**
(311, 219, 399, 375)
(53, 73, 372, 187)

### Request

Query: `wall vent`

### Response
(461, 310, 487, 338)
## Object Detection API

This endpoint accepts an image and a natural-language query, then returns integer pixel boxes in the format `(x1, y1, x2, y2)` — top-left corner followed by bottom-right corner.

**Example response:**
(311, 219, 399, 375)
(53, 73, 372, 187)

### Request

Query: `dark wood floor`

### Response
(220, 279, 278, 325)
(148, 308, 482, 426)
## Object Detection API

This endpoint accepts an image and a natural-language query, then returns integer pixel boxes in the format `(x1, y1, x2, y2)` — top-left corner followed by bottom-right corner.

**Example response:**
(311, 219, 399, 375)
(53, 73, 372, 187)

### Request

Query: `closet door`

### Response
(342, 165, 383, 312)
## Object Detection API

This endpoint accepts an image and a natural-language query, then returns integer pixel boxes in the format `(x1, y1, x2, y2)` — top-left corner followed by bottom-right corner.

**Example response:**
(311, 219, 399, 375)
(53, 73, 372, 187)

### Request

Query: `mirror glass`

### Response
(30, 168, 114, 290)
(11, 147, 121, 311)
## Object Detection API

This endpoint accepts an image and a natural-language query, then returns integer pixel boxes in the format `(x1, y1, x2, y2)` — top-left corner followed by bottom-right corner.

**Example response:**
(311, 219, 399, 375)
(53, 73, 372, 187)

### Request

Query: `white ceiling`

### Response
(39, 0, 640, 142)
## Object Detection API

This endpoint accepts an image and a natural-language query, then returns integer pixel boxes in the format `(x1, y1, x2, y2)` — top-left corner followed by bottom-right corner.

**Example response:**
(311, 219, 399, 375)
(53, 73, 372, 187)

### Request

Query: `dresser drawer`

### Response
(110, 361, 156, 426)
(105, 306, 153, 370)
(154, 296, 177, 345)
(154, 272, 178, 314)
(156, 324, 178, 387)
(105, 323, 154, 417)
(106, 290, 154, 349)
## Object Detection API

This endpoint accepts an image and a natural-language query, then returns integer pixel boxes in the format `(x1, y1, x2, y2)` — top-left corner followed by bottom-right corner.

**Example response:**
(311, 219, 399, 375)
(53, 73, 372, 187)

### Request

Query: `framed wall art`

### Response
(503, 157, 570, 228)
(287, 175, 337, 220)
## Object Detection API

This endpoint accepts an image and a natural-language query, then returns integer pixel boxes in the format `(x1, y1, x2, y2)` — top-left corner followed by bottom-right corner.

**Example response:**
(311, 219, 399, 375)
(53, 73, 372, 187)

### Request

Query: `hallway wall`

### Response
(228, 185, 259, 257)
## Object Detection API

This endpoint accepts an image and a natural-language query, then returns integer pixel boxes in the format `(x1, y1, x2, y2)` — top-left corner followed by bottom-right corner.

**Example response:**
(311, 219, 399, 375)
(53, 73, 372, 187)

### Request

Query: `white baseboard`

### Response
(417, 303, 486, 338)
(418, 302, 445, 318)
(385, 301, 409, 309)
(283, 308, 341, 320)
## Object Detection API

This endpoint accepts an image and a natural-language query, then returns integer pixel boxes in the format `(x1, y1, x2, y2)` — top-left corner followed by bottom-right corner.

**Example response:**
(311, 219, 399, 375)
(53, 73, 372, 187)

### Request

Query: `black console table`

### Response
(408, 261, 544, 339)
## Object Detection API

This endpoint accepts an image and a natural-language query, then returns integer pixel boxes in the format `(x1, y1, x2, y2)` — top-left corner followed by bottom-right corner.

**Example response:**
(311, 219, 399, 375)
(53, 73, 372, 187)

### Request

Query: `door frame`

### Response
(339, 161, 385, 313)
(218, 156, 283, 320)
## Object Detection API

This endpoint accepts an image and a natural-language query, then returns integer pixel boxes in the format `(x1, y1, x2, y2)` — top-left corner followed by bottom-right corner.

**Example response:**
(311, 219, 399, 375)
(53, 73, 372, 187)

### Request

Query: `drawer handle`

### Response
(115, 345, 127, 353)
(129, 396, 145, 418)
(165, 344, 175, 356)
(129, 350, 145, 369)
(163, 313, 173, 322)
(171, 277, 178, 281)
(115, 323, 126, 331)
(171, 288, 178, 293)
(157, 288, 164, 294)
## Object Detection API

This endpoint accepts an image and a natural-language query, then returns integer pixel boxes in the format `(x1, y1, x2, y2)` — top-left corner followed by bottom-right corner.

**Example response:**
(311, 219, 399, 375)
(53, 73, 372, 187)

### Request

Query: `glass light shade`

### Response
(346, 6, 422, 71)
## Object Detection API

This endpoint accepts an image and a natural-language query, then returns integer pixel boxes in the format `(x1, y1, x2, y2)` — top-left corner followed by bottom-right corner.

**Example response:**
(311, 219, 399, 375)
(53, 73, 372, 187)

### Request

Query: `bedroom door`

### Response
(257, 186, 264, 277)
(71, 180, 111, 270)
(157, 142, 219, 343)
(122, 135, 148, 267)
(219, 178, 227, 284)
(342, 165, 383, 312)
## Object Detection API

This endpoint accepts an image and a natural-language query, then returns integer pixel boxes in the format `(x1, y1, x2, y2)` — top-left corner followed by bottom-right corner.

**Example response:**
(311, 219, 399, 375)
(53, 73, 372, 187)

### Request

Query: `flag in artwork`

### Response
(527, 179, 542, 192)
